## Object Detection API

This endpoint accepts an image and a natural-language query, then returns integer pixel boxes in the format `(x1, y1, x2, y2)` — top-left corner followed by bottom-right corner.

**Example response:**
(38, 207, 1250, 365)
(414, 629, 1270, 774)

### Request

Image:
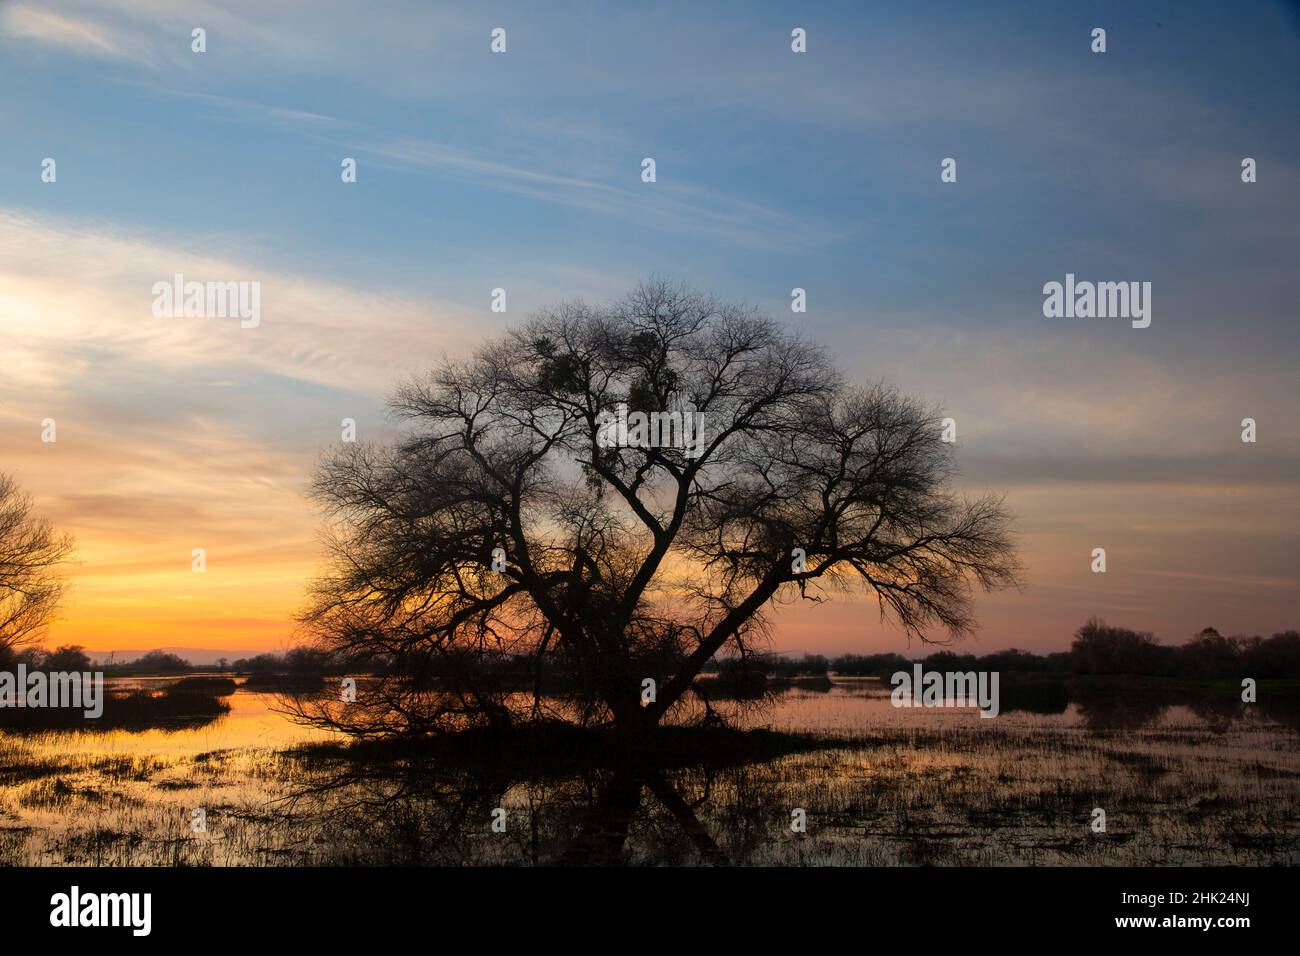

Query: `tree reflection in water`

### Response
(276, 729, 824, 865)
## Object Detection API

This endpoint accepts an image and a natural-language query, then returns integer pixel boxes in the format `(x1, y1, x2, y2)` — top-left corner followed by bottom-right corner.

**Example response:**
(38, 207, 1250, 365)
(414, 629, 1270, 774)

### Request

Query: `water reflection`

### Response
(2, 677, 1298, 866)
(3, 674, 1296, 747)
(751, 676, 1300, 733)
(277, 740, 804, 865)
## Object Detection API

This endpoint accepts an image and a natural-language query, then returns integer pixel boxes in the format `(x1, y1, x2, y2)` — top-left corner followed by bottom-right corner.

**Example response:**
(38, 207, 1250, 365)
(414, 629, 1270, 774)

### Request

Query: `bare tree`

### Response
(296, 280, 1019, 736)
(0, 472, 74, 653)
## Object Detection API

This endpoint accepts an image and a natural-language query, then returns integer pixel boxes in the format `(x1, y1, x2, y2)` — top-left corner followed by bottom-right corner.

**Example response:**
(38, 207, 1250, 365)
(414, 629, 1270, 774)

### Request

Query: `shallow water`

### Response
(21, 678, 336, 758)
(2, 677, 1297, 866)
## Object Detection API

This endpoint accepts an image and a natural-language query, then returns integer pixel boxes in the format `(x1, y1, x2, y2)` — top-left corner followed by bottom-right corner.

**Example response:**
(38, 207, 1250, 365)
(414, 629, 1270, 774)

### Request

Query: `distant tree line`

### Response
(1068, 618, 1300, 679)
(0, 645, 342, 675)
(225, 648, 338, 675)
(0, 646, 203, 673)
(712, 618, 1300, 681)
(826, 647, 1073, 679)
(5, 619, 1295, 683)
(0, 643, 93, 672)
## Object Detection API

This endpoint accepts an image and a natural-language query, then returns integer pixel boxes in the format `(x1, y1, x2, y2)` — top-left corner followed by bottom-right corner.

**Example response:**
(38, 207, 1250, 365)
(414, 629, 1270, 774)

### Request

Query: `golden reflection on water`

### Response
(27, 683, 337, 759)
(0, 676, 340, 759)
(7, 675, 1284, 757)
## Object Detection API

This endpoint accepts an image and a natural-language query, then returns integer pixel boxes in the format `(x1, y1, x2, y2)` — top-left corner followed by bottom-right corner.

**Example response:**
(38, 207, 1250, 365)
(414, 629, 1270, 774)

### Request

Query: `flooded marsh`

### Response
(1, 676, 1297, 866)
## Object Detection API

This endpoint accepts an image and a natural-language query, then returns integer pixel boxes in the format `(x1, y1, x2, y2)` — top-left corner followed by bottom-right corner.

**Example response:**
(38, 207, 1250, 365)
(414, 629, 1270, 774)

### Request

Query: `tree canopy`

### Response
(296, 280, 1020, 735)
(0, 472, 73, 654)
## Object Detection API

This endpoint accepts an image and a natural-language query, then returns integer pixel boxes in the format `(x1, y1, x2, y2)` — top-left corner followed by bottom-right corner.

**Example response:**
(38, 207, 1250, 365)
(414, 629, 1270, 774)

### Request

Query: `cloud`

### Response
(0, 207, 482, 397)
(0, 206, 492, 651)
(0, 0, 463, 78)
(1, 4, 128, 60)
(356, 137, 812, 251)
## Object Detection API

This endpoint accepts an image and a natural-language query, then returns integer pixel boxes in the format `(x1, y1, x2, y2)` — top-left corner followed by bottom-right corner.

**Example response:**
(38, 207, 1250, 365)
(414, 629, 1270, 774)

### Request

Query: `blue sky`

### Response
(1, 0, 1297, 653)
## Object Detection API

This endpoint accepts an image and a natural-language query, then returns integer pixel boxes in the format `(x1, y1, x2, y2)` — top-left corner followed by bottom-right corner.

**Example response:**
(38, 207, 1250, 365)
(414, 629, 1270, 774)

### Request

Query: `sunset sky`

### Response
(1, 1, 1297, 658)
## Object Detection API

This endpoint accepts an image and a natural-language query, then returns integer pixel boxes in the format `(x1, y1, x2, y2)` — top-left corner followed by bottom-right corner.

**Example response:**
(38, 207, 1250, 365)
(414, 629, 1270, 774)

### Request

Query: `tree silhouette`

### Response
(0, 472, 73, 655)
(43, 644, 91, 672)
(297, 280, 1019, 735)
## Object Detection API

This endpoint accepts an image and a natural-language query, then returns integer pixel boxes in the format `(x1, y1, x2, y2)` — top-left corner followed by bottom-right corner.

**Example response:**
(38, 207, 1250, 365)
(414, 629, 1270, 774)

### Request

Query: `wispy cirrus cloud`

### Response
(1, 4, 129, 60)
(0, 207, 483, 396)
(355, 136, 814, 251)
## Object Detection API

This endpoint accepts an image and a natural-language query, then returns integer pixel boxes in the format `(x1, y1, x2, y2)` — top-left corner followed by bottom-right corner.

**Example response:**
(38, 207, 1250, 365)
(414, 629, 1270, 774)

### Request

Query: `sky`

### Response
(0, 0, 1297, 658)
